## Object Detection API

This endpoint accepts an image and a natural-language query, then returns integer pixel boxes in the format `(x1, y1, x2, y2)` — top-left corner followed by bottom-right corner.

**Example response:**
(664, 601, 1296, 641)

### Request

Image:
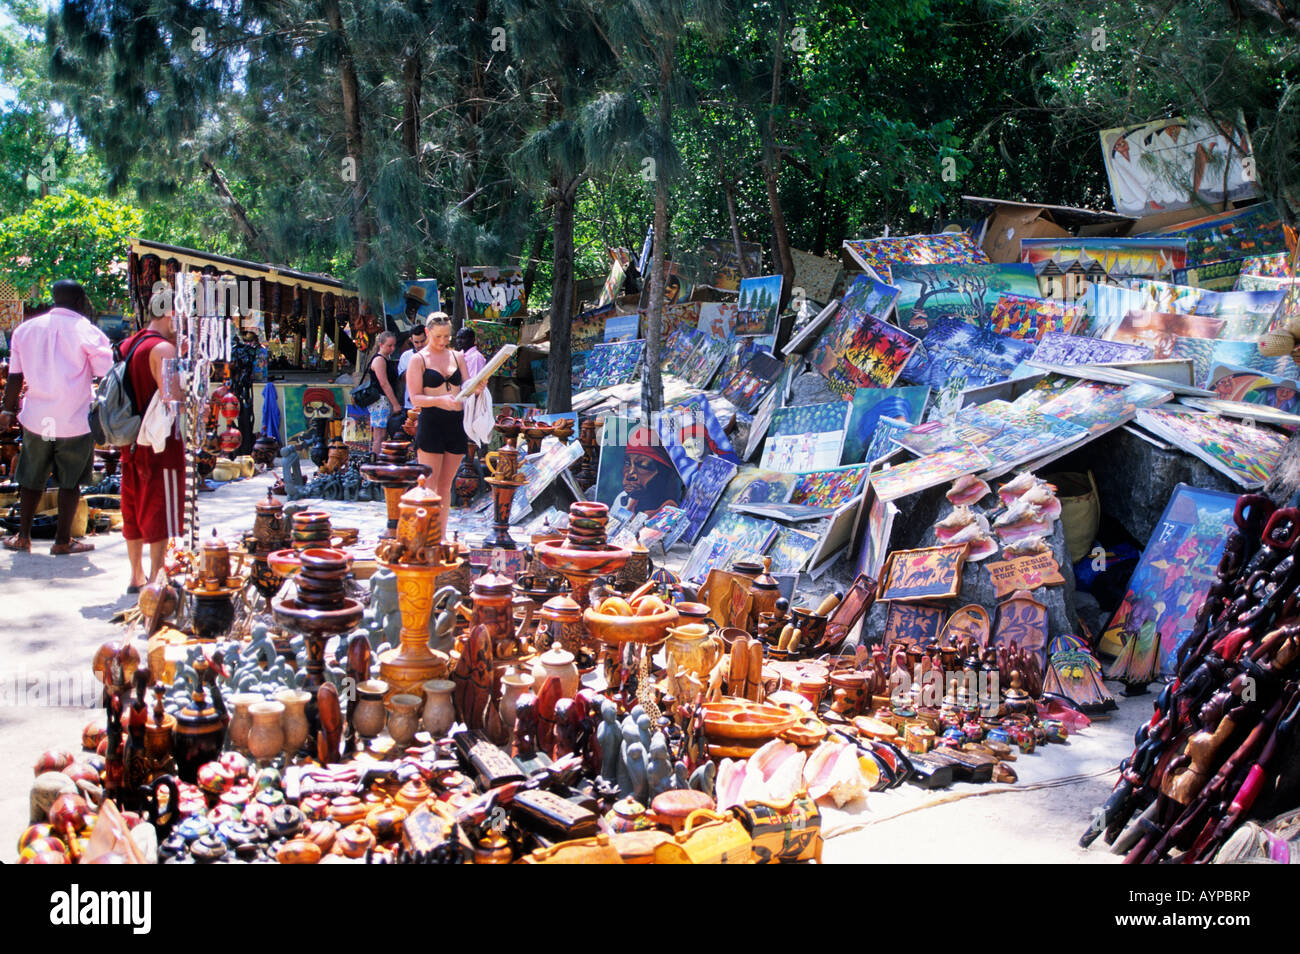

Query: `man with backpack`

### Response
(118, 306, 184, 593)
(1, 281, 113, 555)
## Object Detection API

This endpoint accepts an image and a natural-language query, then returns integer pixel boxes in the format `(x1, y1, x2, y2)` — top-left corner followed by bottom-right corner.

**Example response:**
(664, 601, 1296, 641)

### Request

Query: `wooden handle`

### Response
(816, 593, 841, 616)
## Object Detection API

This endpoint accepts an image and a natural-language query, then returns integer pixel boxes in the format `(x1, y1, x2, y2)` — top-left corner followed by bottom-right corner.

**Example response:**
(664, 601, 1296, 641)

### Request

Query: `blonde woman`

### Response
(406, 314, 483, 534)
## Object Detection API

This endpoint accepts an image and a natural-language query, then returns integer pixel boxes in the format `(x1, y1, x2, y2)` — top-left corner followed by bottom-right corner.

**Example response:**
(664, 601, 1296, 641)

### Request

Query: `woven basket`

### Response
(1258, 329, 1296, 357)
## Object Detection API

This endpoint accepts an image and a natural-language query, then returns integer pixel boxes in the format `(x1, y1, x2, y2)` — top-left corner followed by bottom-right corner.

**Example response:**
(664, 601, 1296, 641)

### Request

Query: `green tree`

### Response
(0, 188, 142, 307)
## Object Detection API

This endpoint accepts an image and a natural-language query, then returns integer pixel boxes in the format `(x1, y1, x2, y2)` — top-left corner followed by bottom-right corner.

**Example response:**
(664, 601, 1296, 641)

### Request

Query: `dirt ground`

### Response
(0, 467, 1146, 862)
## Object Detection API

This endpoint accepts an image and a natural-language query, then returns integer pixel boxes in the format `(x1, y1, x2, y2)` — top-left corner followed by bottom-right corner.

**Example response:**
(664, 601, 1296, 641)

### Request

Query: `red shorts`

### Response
(121, 439, 186, 543)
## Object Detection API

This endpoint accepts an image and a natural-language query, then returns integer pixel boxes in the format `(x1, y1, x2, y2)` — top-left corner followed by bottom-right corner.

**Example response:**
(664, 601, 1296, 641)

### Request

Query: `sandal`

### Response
(2, 535, 30, 552)
(50, 540, 95, 555)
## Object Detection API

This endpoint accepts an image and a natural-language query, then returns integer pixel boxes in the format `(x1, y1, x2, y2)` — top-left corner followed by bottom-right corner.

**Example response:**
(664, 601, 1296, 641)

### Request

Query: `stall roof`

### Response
(129, 238, 358, 298)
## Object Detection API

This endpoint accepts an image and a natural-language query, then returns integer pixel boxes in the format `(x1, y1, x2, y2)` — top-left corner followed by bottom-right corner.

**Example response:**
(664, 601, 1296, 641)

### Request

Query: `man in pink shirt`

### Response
(455, 326, 487, 379)
(1, 281, 113, 554)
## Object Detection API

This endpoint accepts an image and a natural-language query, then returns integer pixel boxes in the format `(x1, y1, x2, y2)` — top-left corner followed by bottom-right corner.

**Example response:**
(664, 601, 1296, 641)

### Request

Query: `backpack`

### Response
(90, 331, 164, 447)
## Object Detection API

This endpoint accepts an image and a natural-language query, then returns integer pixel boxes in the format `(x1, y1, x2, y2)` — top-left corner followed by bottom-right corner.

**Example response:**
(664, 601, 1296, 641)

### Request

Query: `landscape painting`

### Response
(808, 273, 916, 394)
(735, 274, 784, 336)
(891, 262, 1040, 335)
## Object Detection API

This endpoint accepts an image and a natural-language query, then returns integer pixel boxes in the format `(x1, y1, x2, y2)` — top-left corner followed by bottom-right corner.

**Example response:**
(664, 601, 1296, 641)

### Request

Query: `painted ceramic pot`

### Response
(531, 647, 580, 699)
(247, 700, 286, 761)
(276, 689, 310, 760)
(386, 694, 422, 747)
(420, 680, 456, 737)
(605, 798, 653, 833)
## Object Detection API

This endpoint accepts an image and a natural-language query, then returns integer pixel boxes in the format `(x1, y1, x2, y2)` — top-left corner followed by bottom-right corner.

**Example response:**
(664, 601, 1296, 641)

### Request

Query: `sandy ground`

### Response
(0, 467, 1147, 862)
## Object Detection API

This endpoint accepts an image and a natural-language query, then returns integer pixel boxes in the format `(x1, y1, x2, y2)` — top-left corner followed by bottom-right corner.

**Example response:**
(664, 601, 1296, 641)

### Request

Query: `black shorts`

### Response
(15, 429, 94, 491)
(416, 407, 468, 455)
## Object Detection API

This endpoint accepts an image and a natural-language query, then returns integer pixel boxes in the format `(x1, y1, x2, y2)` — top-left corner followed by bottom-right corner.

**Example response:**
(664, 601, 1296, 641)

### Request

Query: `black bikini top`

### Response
(423, 361, 462, 389)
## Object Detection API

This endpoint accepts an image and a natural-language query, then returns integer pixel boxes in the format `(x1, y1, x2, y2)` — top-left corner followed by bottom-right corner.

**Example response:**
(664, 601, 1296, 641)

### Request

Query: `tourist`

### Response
(397, 325, 428, 412)
(366, 330, 402, 456)
(0, 280, 113, 554)
(456, 326, 487, 380)
(407, 314, 483, 536)
(119, 307, 184, 593)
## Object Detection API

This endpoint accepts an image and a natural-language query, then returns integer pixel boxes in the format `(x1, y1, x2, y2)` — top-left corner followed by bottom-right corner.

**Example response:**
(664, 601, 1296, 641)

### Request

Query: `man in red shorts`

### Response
(119, 306, 184, 593)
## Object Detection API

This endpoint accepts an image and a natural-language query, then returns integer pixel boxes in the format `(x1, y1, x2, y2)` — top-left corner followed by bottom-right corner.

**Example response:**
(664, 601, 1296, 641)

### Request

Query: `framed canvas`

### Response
(1208, 362, 1300, 414)
(1031, 332, 1153, 367)
(594, 414, 685, 521)
(869, 446, 995, 503)
(1108, 309, 1227, 359)
(768, 525, 822, 575)
(460, 265, 526, 321)
(658, 394, 741, 485)
(1100, 483, 1239, 674)
(720, 351, 785, 413)
(735, 274, 783, 336)
(1134, 407, 1288, 488)
(583, 339, 646, 389)
(697, 301, 741, 339)
(383, 279, 440, 330)
(788, 464, 870, 509)
(891, 262, 1039, 335)
(988, 293, 1084, 341)
(902, 318, 1036, 390)
(677, 454, 740, 545)
(760, 402, 851, 473)
(843, 233, 987, 283)
(808, 274, 915, 394)
(880, 544, 970, 602)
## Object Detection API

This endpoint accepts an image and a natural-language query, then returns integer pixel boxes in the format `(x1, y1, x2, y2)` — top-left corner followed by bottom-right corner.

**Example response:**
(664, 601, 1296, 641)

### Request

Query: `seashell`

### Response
(997, 471, 1039, 503)
(994, 497, 1044, 528)
(1002, 536, 1050, 558)
(1016, 483, 1062, 521)
(946, 475, 992, 507)
(936, 506, 976, 532)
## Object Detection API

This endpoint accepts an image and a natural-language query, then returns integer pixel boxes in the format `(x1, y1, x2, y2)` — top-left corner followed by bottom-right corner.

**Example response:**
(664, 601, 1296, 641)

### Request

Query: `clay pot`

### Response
(386, 694, 422, 747)
(352, 680, 388, 740)
(420, 680, 456, 737)
(276, 838, 322, 864)
(247, 700, 286, 761)
(531, 647, 580, 699)
(498, 672, 532, 739)
(335, 822, 375, 858)
(276, 689, 310, 760)
(226, 693, 261, 754)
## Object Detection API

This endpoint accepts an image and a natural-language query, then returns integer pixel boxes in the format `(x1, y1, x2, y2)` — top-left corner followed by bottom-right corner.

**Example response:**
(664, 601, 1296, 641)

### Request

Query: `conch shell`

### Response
(946, 523, 999, 561)
(998, 471, 1055, 506)
(804, 742, 868, 808)
(946, 474, 992, 507)
(1002, 536, 1050, 558)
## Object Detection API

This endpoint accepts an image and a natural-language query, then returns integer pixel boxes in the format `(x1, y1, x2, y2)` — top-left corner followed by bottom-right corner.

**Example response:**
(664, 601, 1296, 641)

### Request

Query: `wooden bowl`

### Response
(701, 699, 798, 741)
(582, 605, 680, 646)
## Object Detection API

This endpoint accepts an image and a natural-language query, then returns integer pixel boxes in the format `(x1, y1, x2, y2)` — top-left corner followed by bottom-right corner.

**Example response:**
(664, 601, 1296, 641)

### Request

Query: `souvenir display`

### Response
(988, 293, 1084, 341)
(1134, 407, 1288, 488)
(808, 274, 915, 393)
(880, 545, 970, 602)
(843, 233, 988, 283)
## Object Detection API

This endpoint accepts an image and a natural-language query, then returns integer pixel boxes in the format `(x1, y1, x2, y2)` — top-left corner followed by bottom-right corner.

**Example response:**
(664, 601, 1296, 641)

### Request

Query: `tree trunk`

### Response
(642, 56, 673, 419)
(764, 8, 795, 320)
(401, 50, 421, 159)
(200, 156, 270, 259)
(522, 221, 547, 303)
(723, 176, 749, 279)
(547, 179, 579, 414)
(324, 0, 370, 267)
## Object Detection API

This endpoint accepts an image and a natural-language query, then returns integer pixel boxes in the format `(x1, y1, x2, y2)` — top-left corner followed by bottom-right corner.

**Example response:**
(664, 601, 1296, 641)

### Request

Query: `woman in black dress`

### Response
(406, 315, 482, 537)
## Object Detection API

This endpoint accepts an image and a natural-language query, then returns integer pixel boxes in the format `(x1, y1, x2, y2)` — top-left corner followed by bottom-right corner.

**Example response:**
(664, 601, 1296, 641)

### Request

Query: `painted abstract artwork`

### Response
(1135, 407, 1289, 488)
(843, 233, 987, 283)
(1101, 484, 1238, 675)
(988, 293, 1085, 341)
(808, 273, 916, 394)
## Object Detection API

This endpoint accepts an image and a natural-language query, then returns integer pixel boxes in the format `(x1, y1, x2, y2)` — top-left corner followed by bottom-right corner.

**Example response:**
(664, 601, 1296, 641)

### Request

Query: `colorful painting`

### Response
(682, 513, 778, 584)
(896, 402, 1089, 473)
(638, 260, 692, 310)
(882, 602, 946, 646)
(1082, 283, 1144, 338)
(858, 493, 900, 579)
(283, 384, 347, 437)
(1034, 379, 1172, 435)
(808, 274, 916, 394)
(891, 263, 1040, 335)
(510, 438, 585, 522)
(843, 233, 987, 284)
(788, 465, 869, 508)
(583, 339, 645, 389)
(460, 265, 526, 321)
(881, 544, 969, 602)
(1128, 278, 1205, 315)
(1031, 332, 1153, 367)
(1109, 309, 1226, 358)
(988, 294, 1085, 341)
(1099, 116, 1257, 218)
(869, 446, 995, 503)
(1158, 197, 1288, 278)
(840, 386, 929, 465)
(700, 237, 763, 291)
(761, 428, 848, 473)
(1134, 407, 1288, 488)
(639, 505, 688, 549)
(661, 300, 699, 341)
(1191, 289, 1286, 339)
(382, 279, 440, 332)
(468, 548, 530, 579)
(697, 302, 740, 339)
(657, 395, 741, 485)
(678, 454, 739, 545)
(904, 319, 1036, 390)
(595, 415, 685, 522)
(768, 525, 823, 575)
(677, 333, 730, 389)
(720, 351, 784, 414)
(1101, 484, 1238, 675)
(603, 313, 640, 342)
(465, 320, 519, 376)
(735, 275, 783, 336)
(597, 248, 631, 306)
(865, 415, 913, 463)
(1208, 363, 1300, 414)
(1020, 238, 1188, 299)
(1169, 337, 1296, 388)
(1236, 246, 1294, 278)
